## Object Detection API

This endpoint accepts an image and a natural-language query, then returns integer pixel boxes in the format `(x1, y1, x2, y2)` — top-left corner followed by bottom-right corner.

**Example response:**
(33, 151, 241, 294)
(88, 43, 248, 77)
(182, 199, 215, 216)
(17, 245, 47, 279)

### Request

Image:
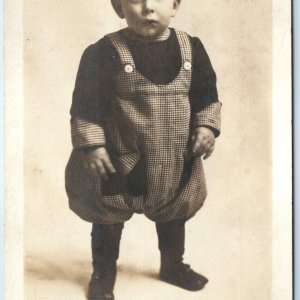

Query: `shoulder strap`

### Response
(174, 30, 192, 65)
(106, 32, 135, 67)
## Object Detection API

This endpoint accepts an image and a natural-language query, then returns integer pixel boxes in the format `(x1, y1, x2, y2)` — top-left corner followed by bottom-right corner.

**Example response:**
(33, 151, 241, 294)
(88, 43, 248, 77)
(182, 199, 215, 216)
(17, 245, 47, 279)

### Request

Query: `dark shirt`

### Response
(71, 28, 218, 130)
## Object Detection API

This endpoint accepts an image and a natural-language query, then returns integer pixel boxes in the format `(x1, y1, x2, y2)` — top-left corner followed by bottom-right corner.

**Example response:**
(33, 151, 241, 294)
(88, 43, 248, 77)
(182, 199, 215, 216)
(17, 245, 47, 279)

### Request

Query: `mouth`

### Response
(146, 19, 158, 25)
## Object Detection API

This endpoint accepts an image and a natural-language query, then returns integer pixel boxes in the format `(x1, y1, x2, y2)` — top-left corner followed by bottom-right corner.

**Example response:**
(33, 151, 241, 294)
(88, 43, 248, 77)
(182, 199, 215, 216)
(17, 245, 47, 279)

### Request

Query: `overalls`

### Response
(65, 30, 207, 224)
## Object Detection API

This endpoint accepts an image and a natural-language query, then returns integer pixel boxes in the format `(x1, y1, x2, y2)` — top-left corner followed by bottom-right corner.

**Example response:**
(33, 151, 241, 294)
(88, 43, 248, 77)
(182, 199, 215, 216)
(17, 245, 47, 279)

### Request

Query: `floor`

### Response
(24, 208, 271, 300)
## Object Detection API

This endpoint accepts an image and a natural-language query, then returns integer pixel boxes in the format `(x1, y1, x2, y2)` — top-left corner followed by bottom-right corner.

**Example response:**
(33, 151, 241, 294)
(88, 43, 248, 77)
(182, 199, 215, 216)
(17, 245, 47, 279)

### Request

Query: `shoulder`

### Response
(172, 29, 210, 57)
(183, 32, 214, 68)
(81, 36, 117, 61)
(172, 29, 205, 47)
(77, 35, 121, 74)
(187, 34, 207, 54)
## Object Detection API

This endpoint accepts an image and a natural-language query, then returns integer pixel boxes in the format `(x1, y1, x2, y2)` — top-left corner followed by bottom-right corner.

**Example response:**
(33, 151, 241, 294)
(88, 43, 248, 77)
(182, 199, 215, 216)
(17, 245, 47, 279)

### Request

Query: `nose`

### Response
(143, 0, 155, 13)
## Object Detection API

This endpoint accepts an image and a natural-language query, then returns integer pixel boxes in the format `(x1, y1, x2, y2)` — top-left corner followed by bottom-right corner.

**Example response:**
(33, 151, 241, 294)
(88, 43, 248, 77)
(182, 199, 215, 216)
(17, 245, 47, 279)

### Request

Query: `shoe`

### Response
(156, 219, 208, 291)
(88, 272, 115, 300)
(160, 262, 208, 291)
(88, 223, 124, 300)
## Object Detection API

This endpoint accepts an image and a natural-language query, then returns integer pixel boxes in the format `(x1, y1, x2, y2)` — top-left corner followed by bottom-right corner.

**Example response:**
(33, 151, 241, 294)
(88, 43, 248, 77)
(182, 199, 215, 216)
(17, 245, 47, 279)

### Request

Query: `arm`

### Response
(70, 39, 120, 177)
(188, 36, 222, 160)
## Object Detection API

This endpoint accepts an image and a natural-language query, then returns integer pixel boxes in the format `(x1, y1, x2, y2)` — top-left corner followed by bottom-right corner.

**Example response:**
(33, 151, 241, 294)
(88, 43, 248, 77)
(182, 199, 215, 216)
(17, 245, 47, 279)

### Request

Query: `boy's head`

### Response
(111, 0, 181, 39)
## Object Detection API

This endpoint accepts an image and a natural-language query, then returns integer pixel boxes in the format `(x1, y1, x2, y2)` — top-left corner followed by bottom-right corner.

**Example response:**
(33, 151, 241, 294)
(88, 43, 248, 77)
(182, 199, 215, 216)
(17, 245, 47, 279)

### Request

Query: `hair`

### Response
(111, 0, 125, 19)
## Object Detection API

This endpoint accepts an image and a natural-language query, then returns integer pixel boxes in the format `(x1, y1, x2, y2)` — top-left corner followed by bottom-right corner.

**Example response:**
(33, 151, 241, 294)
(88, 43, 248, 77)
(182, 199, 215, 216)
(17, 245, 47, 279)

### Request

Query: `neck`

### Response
(123, 28, 171, 42)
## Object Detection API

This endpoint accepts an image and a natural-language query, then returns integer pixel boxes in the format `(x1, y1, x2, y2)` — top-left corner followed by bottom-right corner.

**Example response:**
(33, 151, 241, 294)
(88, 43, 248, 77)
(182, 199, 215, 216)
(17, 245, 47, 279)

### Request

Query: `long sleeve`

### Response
(191, 102, 222, 136)
(189, 36, 221, 137)
(70, 39, 120, 149)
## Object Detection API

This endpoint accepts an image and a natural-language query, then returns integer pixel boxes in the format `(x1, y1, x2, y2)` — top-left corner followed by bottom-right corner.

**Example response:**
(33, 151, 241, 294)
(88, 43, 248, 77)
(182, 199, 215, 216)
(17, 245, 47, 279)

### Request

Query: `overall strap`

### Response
(174, 30, 193, 70)
(106, 32, 136, 68)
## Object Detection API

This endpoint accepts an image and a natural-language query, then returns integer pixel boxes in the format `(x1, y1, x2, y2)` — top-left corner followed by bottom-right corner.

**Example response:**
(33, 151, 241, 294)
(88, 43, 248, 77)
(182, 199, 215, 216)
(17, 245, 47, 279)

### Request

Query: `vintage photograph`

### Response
(4, 0, 292, 299)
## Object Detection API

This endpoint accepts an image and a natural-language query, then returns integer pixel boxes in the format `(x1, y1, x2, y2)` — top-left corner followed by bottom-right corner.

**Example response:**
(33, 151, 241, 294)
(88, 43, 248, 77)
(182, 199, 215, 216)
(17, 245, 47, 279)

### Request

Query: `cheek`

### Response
(158, 7, 174, 23)
(124, 10, 140, 27)
(158, 14, 172, 26)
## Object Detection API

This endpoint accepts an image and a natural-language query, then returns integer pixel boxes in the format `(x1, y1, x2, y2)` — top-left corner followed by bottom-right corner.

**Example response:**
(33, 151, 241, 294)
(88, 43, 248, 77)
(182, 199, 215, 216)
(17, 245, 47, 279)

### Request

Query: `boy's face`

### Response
(113, 0, 181, 38)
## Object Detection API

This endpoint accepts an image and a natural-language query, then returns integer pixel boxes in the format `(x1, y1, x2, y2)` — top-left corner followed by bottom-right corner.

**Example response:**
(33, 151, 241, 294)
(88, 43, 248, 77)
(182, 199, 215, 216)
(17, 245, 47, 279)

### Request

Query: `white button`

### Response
(184, 61, 192, 71)
(124, 64, 134, 73)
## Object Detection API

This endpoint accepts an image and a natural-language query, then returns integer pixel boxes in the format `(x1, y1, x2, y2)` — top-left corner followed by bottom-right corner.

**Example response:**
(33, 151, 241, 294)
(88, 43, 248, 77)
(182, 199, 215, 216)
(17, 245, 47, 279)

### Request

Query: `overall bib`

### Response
(65, 30, 207, 224)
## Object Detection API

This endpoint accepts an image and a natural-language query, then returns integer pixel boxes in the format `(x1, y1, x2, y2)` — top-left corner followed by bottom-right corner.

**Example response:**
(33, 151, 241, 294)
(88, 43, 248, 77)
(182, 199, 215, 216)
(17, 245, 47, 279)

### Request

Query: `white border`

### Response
(272, 0, 293, 299)
(0, 0, 4, 297)
(4, 0, 24, 299)
(294, 0, 300, 297)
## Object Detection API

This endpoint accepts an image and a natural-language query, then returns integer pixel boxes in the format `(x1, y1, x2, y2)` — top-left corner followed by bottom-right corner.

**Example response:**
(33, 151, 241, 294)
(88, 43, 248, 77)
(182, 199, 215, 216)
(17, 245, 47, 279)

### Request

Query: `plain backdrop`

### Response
(23, 1, 273, 299)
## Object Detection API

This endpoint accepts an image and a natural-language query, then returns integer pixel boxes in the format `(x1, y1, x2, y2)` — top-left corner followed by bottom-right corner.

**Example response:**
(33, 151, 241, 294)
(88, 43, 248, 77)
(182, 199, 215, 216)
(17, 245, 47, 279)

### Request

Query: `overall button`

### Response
(183, 61, 192, 71)
(124, 64, 134, 73)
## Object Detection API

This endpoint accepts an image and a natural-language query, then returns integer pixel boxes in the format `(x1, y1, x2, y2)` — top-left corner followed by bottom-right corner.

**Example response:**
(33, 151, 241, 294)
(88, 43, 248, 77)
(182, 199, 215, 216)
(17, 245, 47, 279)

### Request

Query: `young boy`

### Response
(65, 0, 221, 299)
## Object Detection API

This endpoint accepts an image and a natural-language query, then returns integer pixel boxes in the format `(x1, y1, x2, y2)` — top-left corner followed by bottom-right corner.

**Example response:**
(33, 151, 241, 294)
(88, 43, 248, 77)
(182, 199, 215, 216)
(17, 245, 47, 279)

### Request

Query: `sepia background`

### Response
(23, 0, 273, 299)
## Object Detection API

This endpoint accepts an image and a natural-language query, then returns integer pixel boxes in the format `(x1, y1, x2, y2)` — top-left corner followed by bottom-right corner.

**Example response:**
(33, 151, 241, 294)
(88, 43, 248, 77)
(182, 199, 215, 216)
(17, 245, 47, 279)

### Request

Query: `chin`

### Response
(140, 29, 164, 39)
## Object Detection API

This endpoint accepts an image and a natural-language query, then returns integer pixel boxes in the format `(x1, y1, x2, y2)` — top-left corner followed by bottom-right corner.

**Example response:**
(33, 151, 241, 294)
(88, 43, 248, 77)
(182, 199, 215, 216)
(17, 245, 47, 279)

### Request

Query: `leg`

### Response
(88, 223, 124, 300)
(156, 219, 208, 291)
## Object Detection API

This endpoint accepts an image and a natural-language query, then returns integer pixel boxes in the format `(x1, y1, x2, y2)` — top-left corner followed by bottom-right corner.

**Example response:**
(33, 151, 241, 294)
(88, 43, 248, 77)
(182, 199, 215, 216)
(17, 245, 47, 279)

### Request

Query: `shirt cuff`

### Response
(71, 117, 106, 149)
(191, 101, 222, 137)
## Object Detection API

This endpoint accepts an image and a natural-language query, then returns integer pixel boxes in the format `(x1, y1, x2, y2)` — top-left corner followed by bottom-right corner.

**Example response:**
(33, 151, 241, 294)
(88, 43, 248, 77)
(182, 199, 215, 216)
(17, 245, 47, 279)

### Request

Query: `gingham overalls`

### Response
(65, 30, 207, 224)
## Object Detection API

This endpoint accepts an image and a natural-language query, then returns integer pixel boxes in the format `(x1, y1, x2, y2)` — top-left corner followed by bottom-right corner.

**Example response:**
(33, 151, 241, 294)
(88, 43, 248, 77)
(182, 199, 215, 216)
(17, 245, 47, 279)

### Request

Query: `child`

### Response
(65, 0, 222, 299)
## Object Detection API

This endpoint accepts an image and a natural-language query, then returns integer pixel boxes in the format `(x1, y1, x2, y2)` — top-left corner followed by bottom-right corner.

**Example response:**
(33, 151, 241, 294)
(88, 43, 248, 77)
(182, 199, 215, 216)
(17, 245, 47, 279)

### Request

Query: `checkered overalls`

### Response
(66, 30, 220, 224)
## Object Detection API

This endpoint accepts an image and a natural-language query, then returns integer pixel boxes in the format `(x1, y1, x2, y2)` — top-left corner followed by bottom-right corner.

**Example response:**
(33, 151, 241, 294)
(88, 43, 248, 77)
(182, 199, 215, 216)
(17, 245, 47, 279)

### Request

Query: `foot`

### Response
(88, 272, 115, 300)
(160, 263, 208, 291)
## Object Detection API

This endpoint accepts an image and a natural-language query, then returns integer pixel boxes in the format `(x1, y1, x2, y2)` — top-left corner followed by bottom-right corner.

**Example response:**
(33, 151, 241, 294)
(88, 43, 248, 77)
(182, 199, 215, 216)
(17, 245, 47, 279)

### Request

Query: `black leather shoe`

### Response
(88, 272, 115, 300)
(160, 263, 208, 291)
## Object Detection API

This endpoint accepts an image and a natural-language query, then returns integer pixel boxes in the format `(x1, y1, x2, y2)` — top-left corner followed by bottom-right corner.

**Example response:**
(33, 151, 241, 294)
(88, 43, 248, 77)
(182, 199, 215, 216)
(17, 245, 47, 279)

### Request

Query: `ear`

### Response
(172, 0, 181, 17)
(111, 0, 125, 19)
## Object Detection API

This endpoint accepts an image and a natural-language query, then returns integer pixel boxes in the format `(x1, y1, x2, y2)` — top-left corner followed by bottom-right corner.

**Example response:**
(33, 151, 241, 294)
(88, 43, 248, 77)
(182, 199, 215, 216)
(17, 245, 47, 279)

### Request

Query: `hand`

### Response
(190, 127, 215, 160)
(78, 147, 116, 180)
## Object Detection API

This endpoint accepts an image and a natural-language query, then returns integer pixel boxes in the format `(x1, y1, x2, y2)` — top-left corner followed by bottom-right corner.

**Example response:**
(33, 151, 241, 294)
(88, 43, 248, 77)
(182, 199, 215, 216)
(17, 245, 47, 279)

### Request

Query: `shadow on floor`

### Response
(25, 254, 90, 293)
(118, 264, 159, 281)
(25, 254, 159, 292)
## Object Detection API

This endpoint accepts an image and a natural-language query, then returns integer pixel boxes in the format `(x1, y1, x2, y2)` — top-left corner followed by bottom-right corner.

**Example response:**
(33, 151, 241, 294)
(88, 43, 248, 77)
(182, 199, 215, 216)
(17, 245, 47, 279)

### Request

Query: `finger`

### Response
(82, 161, 89, 170)
(192, 137, 203, 155)
(192, 132, 208, 151)
(200, 142, 210, 155)
(190, 133, 197, 144)
(102, 157, 117, 174)
(194, 139, 209, 156)
(89, 163, 99, 177)
(203, 146, 215, 160)
(94, 160, 109, 180)
(204, 142, 213, 152)
(201, 142, 212, 157)
(192, 143, 200, 156)
(207, 138, 215, 148)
